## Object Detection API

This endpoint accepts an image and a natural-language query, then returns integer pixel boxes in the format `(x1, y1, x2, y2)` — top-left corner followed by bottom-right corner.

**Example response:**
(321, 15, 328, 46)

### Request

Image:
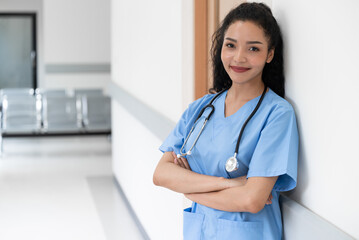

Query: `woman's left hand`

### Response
(172, 152, 191, 170)
(265, 194, 273, 205)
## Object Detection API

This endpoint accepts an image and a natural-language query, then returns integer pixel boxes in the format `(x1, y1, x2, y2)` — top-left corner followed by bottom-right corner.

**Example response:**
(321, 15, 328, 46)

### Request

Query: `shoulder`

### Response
(262, 89, 297, 123)
(256, 89, 298, 139)
(187, 93, 215, 113)
(180, 93, 216, 125)
(265, 89, 295, 114)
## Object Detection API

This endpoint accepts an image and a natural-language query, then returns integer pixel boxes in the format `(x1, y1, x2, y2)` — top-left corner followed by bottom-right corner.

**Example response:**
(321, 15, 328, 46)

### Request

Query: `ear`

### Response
(266, 48, 275, 63)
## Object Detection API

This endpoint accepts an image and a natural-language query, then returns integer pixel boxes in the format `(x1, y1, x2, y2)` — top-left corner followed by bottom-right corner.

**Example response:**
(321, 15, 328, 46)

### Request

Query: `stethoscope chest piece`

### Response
(225, 155, 239, 172)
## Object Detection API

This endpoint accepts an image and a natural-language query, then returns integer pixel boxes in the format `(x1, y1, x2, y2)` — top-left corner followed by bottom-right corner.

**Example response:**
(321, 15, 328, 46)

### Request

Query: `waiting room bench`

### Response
(0, 88, 111, 153)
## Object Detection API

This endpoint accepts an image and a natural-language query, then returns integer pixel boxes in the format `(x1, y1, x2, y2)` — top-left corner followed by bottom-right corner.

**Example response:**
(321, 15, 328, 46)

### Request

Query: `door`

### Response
(194, 0, 245, 99)
(0, 13, 37, 89)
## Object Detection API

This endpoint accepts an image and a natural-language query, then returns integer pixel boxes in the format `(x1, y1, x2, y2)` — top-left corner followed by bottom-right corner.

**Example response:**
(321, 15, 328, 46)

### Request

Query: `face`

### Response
(221, 20, 274, 87)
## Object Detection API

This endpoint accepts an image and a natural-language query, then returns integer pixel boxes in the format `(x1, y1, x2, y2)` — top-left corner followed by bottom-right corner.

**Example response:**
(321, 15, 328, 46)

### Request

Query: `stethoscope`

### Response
(177, 85, 268, 174)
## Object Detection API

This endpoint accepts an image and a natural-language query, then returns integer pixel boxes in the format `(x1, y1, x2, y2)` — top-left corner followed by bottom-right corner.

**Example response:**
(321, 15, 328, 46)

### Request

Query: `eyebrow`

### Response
(247, 41, 263, 44)
(225, 37, 263, 45)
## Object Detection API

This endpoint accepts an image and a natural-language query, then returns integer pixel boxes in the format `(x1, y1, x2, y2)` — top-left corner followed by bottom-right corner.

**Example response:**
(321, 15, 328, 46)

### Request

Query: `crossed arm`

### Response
(153, 152, 277, 213)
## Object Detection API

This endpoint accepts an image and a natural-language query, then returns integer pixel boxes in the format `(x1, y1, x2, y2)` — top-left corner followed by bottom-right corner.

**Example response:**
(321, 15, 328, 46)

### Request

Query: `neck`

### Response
(227, 81, 265, 103)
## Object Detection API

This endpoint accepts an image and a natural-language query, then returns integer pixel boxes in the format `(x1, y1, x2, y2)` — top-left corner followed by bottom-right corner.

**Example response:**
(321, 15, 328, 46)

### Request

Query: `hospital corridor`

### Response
(0, 136, 144, 240)
(1, 0, 359, 239)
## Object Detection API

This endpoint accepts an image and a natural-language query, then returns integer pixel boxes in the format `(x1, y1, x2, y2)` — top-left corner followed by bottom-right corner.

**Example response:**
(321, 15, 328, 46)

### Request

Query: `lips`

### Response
(230, 66, 251, 73)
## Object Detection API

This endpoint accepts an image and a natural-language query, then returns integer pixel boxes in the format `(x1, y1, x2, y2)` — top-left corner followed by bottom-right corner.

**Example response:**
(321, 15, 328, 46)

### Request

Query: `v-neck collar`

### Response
(208, 89, 271, 143)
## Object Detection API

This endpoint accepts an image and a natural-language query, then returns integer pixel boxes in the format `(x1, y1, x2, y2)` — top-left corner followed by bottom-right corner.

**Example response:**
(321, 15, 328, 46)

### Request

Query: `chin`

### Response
(230, 78, 252, 85)
(229, 73, 263, 86)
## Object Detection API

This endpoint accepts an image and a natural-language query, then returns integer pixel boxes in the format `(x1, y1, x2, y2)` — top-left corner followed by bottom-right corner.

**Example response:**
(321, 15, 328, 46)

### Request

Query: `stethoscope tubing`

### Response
(233, 86, 268, 155)
(178, 86, 268, 170)
(178, 89, 226, 158)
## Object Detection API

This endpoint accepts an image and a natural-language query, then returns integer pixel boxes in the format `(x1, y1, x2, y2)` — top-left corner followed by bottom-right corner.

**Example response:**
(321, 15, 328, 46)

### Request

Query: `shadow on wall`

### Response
(283, 97, 309, 203)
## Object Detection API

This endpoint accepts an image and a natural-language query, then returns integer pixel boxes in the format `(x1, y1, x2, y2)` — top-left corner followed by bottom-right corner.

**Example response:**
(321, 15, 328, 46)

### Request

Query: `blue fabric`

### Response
(159, 89, 299, 240)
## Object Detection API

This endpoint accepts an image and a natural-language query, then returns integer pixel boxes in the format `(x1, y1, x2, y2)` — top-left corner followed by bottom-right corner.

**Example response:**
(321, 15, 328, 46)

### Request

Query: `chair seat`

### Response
(82, 96, 111, 132)
(42, 96, 81, 133)
(1, 92, 41, 134)
(1, 88, 111, 135)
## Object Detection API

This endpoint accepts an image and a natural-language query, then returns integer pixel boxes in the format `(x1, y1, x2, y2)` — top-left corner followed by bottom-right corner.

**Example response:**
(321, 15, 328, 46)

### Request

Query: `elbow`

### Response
(241, 196, 265, 214)
(247, 203, 264, 214)
(153, 168, 166, 187)
(153, 171, 161, 186)
(153, 161, 174, 188)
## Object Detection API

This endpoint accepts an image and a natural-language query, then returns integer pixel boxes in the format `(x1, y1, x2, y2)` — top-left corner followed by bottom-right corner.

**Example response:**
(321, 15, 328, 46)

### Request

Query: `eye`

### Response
(249, 47, 259, 52)
(225, 43, 235, 48)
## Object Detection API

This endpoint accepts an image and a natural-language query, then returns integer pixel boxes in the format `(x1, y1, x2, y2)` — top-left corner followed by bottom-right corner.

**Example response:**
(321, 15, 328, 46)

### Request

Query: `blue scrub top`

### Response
(159, 89, 299, 240)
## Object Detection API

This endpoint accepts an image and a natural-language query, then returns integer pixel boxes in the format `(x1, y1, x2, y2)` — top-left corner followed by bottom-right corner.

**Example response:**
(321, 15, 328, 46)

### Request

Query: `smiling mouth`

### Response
(230, 66, 251, 73)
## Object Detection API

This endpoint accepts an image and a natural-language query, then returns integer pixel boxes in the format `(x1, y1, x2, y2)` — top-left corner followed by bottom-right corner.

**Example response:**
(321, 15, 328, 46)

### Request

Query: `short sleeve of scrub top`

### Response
(247, 104, 298, 192)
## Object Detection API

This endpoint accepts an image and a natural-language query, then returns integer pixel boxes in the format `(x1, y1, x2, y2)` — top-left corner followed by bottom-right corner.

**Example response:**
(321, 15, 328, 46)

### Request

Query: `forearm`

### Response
(185, 176, 278, 213)
(185, 187, 252, 212)
(153, 160, 230, 194)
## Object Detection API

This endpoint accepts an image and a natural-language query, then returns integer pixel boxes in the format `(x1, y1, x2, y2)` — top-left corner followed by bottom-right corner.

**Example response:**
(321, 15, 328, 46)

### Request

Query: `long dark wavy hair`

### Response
(210, 2, 285, 97)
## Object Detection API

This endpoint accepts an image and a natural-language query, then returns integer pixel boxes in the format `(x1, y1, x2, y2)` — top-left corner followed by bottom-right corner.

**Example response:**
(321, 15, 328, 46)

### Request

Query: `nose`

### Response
(233, 47, 247, 63)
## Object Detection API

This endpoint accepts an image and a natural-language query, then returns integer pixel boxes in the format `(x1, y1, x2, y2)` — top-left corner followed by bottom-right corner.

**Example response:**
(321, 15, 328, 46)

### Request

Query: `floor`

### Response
(0, 135, 144, 240)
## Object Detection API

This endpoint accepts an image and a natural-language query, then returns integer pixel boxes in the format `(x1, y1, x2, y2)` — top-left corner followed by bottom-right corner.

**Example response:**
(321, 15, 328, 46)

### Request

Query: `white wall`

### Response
(112, 101, 183, 239)
(112, 0, 185, 123)
(0, 0, 45, 88)
(43, 0, 110, 64)
(271, 1, 359, 238)
(43, 0, 110, 90)
(111, 0, 194, 239)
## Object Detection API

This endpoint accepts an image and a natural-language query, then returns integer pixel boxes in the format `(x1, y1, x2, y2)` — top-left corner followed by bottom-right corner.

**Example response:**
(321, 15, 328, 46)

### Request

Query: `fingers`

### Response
(171, 152, 181, 167)
(171, 152, 191, 170)
(171, 152, 177, 160)
(266, 194, 273, 205)
(171, 151, 184, 168)
(177, 158, 186, 168)
(180, 157, 191, 170)
(172, 153, 179, 165)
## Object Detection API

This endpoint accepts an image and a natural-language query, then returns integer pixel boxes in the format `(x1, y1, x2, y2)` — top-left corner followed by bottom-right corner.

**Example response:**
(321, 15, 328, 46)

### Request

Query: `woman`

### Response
(153, 3, 298, 239)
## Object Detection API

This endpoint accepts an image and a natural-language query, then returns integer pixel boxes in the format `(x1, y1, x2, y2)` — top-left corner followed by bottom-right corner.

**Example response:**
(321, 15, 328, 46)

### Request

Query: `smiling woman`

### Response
(221, 21, 274, 87)
(153, 2, 298, 240)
